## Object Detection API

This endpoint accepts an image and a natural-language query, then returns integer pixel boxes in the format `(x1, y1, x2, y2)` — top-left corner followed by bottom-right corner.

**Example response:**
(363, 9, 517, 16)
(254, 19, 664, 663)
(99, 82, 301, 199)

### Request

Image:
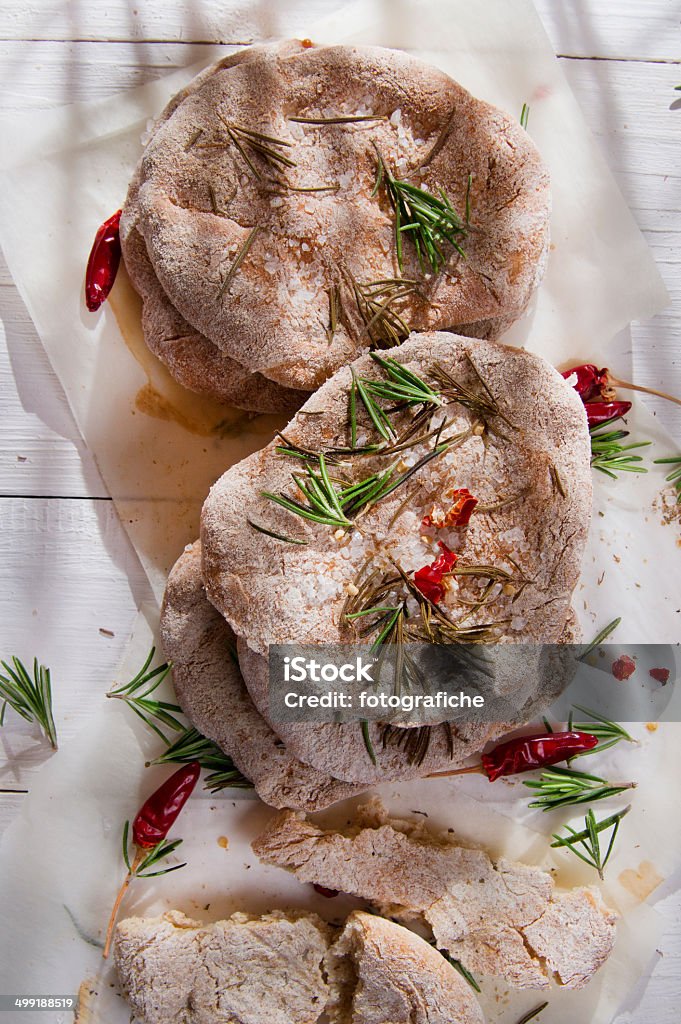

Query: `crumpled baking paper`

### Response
(0, 0, 679, 1021)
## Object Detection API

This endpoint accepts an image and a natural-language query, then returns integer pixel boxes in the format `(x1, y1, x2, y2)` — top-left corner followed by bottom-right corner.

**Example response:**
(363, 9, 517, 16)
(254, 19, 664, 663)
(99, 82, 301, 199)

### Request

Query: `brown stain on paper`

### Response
(618, 860, 663, 902)
(109, 265, 245, 438)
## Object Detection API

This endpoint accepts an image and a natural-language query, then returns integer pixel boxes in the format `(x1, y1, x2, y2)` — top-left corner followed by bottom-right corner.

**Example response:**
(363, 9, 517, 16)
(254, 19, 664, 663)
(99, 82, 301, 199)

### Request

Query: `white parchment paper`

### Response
(0, 1, 679, 1021)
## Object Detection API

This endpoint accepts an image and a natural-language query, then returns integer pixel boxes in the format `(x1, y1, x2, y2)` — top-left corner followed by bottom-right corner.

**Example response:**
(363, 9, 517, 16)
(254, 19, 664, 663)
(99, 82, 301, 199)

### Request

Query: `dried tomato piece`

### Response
(413, 542, 458, 604)
(649, 667, 670, 685)
(612, 655, 636, 681)
(422, 488, 478, 530)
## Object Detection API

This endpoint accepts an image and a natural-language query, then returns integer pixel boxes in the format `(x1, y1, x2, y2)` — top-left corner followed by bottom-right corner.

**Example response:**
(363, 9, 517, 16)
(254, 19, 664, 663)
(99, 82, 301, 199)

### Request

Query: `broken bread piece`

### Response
(325, 911, 484, 1024)
(113, 909, 332, 1024)
(252, 801, 617, 990)
(114, 907, 485, 1024)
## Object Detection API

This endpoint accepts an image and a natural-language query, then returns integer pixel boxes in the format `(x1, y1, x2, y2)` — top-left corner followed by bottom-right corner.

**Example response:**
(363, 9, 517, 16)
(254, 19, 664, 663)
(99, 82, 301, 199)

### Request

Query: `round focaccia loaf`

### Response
(131, 40, 550, 392)
(201, 332, 592, 655)
(160, 540, 364, 810)
(120, 182, 307, 413)
(325, 911, 484, 1024)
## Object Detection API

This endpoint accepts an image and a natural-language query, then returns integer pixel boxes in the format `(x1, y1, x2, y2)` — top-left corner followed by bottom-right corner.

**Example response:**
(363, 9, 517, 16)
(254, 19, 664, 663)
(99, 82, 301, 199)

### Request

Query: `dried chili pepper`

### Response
(429, 730, 598, 781)
(85, 209, 122, 311)
(132, 761, 201, 847)
(649, 667, 670, 685)
(480, 731, 599, 782)
(612, 655, 636, 681)
(413, 541, 458, 604)
(103, 762, 200, 957)
(584, 401, 631, 427)
(422, 488, 478, 530)
(563, 362, 681, 410)
(562, 364, 611, 402)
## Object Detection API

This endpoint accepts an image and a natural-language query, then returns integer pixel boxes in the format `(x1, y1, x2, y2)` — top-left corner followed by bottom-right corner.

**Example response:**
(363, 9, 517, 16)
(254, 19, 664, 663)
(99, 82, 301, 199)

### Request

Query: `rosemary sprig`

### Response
(289, 114, 386, 124)
(520, 103, 530, 130)
(351, 276, 416, 349)
(363, 353, 442, 407)
(264, 444, 449, 530)
(589, 420, 650, 478)
(431, 354, 515, 433)
(434, 944, 481, 993)
(107, 648, 183, 744)
(578, 617, 621, 661)
(550, 806, 630, 879)
(148, 726, 251, 793)
(654, 454, 681, 503)
(0, 656, 57, 749)
(515, 1003, 549, 1024)
(568, 705, 634, 758)
(373, 152, 468, 273)
(109, 649, 252, 793)
(217, 116, 295, 180)
(121, 819, 186, 878)
(248, 518, 309, 545)
(218, 225, 262, 298)
(524, 765, 636, 812)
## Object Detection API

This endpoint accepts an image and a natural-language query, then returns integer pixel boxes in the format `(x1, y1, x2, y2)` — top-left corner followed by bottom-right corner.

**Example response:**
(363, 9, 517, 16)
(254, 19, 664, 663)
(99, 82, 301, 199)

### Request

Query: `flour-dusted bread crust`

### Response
(132, 41, 550, 391)
(236, 634, 511, 784)
(252, 801, 617, 990)
(160, 541, 364, 810)
(113, 909, 332, 1024)
(120, 184, 307, 413)
(326, 911, 484, 1024)
(201, 332, 591, 655)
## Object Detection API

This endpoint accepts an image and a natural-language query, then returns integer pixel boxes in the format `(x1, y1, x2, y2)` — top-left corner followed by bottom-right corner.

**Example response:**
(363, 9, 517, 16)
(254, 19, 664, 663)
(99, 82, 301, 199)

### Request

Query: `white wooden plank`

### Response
(560, 58, 681, 438)
(534, 0, 681, 62)
(0, 0, 679, 62)
(0, 282, 108, 497)
(0, 497, 154, 787)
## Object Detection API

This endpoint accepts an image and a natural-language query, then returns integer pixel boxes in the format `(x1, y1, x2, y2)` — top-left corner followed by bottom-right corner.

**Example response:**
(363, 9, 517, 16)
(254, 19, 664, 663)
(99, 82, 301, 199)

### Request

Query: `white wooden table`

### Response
(1, 1, 679, 1015)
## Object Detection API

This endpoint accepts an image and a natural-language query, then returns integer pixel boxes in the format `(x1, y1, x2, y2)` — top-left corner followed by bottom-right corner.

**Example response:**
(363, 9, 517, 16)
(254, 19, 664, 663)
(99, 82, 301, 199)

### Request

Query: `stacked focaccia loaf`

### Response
(161, 332, 592, 809)
(121, 40, 550, 410)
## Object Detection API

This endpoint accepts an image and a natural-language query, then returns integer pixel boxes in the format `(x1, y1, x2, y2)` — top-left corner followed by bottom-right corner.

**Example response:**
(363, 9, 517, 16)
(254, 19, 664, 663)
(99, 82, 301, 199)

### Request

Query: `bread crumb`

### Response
(646, 722, 659, 732)
(217, 835, 229, 849)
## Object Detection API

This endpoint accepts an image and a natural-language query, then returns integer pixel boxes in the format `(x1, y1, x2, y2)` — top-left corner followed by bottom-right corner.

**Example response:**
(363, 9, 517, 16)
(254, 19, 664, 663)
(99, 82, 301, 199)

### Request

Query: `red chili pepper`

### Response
(562, 364, 610, 402)
(649, 667, 670, 685)
(585, 400, 632, 427)
(481, 731, 599, 782)
(103, 762, 200, 958)
(133, 762, 201, 848)
(85, 209, 122, 311)
(612, 655, 636, 681)
(413, 542, 458, 604)
(422, 488, 478, 530)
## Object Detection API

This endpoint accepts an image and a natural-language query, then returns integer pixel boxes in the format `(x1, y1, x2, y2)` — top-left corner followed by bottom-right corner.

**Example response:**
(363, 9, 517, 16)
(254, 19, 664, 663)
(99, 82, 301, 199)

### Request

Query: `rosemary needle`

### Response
(578, 616, 621, 660)
(654, 454, 681, 503)
(218, 226, 261, 298)
(520, 103, 530, 130)
(515, 1003, 548, 1024)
